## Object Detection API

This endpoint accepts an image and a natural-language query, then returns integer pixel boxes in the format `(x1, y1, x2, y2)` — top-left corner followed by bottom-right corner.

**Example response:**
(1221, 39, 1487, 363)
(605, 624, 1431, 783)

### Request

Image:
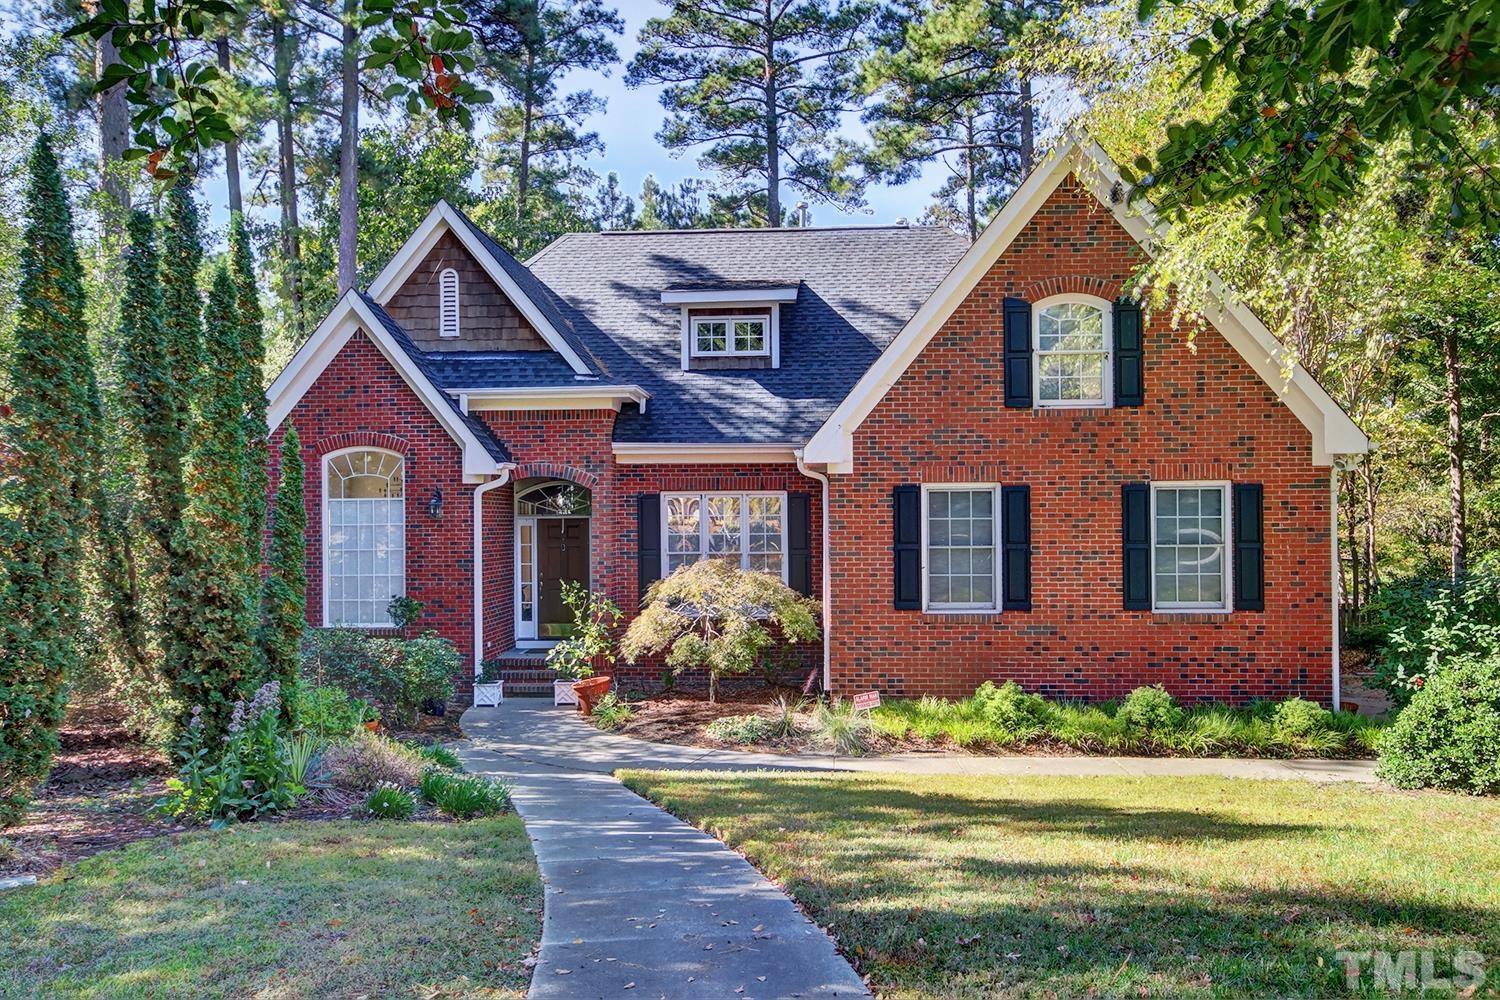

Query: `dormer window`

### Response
(692, 316, 768, 358)
(439, 267, 460, 337)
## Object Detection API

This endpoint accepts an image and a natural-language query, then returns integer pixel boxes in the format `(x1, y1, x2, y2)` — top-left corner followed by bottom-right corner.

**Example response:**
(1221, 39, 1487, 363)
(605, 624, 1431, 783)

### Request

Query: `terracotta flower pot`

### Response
(364, 720, 380, 732)
(573, 675, 612, 715)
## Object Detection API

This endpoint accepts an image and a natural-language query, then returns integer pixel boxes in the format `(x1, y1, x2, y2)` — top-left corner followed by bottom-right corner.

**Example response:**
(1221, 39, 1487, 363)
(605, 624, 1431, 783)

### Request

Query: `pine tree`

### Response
(168, 263, 257, 740)
(261, 427, 306, 705)
(228, 214, 269, 582)
(0, 135, 101, 825)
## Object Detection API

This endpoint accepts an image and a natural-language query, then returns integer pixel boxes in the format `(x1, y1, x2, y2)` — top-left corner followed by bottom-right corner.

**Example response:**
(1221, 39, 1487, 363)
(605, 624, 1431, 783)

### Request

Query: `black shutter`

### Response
(788, 492, 812, 596)
(1113, 298, 1144, 406)
(1003, 297, 1032, 408)
(893, 484, 921, 610)
(1233, 483, 1265, 611)
(1001, 485, 1032, 611)
(637, 493, 661, 602)
(1122, 483, 1151, 610)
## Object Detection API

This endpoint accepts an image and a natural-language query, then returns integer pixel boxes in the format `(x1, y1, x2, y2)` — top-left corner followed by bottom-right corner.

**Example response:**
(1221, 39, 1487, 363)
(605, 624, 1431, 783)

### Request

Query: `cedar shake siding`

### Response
(827, 175, 1333, 703)
(383, 230, 549, 352)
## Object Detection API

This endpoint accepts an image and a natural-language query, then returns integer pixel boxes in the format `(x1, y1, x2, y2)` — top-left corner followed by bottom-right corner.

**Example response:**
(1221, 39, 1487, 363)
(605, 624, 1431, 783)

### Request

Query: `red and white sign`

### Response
(851, 690, 882, 712)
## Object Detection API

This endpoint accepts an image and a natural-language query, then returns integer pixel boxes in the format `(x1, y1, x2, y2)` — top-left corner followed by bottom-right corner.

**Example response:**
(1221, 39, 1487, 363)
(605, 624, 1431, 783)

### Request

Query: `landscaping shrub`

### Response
(318, 731, 428, 793)
(1118, 685, 1186, 735)
(589, 692, 635, 731)
(706, 714, 775, 745)
(1271, 697, 1333, 741)
(301, 629, 457, 728)
(288, 681, 376, 739)
(546, 581, 624, 681)
(158, 682, 302, 825)
(420, 771, 510, 818)
(364, 782, 416, 820)
(973, 681, 1051, 738)
(411, 742, 463, 772)
(1377, 654, 1500, 794)
(813, 699, 873, 756)
(1363, 566, 1500, 709)
(768, 695, 807, 740)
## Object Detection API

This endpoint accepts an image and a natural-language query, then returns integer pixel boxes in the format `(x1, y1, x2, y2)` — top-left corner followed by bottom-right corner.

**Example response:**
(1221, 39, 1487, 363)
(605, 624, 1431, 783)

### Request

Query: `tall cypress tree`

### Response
(228, 212, 269, 579)
(168, 263, 257, 739)
(159, 174, 203, 460)
(0, 135, 101, 826)
(262, 427, 307, 705)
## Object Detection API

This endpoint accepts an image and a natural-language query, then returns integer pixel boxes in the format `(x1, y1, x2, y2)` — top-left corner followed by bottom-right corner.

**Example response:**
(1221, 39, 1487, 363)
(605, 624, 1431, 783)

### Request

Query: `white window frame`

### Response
(660, 491, 789, 583)
(1033, 293, 1113, 409)
(1150, 480, 1233, 613)
(689, 314, 771, 359)
(438, 267, 460, 338)
(321, 446, 406, 629)
(921, 484, 1002, 613)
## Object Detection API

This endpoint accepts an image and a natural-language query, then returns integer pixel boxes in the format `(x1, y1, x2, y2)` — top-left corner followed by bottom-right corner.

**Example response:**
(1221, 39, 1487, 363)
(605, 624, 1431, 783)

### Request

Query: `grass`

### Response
(0, 818, 541, 999)
(621, 770, 1500, 998)
(870, 685, 1386, 757)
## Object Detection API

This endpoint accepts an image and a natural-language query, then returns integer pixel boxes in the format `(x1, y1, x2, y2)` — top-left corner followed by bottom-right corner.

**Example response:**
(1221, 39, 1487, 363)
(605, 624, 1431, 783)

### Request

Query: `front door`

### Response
(537, 518, 589, 638)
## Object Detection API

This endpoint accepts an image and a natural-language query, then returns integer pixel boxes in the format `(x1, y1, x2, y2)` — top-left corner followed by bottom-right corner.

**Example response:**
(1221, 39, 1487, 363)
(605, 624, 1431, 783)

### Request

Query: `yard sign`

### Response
(851, 690, 881, 712)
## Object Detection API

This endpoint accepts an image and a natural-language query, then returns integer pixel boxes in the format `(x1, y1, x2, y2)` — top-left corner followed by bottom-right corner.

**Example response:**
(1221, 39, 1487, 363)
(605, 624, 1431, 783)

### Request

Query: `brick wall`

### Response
(828, 174, 1335, 705)
(383, 230, 548, 352)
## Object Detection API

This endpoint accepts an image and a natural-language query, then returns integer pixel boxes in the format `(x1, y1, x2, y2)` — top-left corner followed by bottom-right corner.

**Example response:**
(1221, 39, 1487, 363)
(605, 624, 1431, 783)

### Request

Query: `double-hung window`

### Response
(1151, 482, 1230, 611)
(923, 486, 999, 611)
(663, 492, 786, 579)
(324, 448, 406, 627)
(1035, 296, 1111, 406)
(692, 316, 768, 357)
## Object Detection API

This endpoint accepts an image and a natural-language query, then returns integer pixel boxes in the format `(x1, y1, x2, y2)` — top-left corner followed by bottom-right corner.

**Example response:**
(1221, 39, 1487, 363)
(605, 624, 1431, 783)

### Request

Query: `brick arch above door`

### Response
(511, 462, 599, 491)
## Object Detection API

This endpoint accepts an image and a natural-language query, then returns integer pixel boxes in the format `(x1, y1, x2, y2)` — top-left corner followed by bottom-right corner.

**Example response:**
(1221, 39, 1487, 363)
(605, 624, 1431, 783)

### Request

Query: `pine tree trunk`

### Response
(1018, 74, 1035, 175)
(272, 15, 306, 341)
(762, 2, 780, 227)
(517, 51, 534, 219)
(965, 115, 977, 241)
(96, 34, 131, 233)
(1361, 461, 1379, 597)
(1444, 328, 1466, 580)
(216, 35, 243, 215)
(337, 0, 360, 294)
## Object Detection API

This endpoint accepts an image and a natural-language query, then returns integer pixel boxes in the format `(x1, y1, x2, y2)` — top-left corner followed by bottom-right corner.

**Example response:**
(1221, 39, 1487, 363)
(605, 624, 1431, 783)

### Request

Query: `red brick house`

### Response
(266, 136, 1368, 706)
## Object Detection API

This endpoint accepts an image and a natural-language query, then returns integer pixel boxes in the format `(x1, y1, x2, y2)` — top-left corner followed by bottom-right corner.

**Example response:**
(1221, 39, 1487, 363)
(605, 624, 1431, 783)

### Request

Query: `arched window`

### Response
(1034, 296, 1111, 407)
(324, 449, 405, 627)
(439, 267, 460, 337)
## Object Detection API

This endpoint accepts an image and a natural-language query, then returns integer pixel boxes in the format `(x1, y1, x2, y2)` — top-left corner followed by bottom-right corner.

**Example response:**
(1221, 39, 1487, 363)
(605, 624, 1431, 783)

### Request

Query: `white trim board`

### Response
(612, 442, 803, 464)
(364, 200, 594, 376)
(661, 287, 798, 305)
(264, 291, 502, 481)
(802, 134, 1369, 470)
(455, 384, 650, 412)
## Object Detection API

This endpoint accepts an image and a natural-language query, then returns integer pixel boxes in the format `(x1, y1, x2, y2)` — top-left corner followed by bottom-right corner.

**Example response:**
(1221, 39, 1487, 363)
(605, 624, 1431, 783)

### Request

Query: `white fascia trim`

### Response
(803, 134, 1370, 470)
(661, 287, 799, 305)
(265, 290, 501, 482)
(364, 200, 594, 377)
(612, 442, 803, 464)
(455, 384, 650, 412)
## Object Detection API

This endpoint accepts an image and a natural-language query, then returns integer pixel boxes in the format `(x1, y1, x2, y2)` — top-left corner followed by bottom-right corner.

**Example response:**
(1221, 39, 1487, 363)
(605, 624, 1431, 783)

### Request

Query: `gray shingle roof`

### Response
(420, 351, 585, 389)
(525, 225, 969, 443)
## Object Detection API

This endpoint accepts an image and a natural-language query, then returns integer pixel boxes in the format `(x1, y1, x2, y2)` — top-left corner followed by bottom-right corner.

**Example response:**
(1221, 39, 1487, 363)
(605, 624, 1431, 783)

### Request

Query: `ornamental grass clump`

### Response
(420, 771, 511, 818)
(318, 731, 427, 792)
(364, 783, 416, 820)
(624, 560, 820, 702)
(589, 692, 635, 731)
(813, 699, 873, 756)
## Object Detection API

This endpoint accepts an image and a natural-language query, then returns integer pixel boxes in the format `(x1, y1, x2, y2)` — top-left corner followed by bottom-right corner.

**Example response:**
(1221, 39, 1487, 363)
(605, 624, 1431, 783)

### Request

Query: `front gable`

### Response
(382, 230, 550, 353)
(803, 136, 1368, 470)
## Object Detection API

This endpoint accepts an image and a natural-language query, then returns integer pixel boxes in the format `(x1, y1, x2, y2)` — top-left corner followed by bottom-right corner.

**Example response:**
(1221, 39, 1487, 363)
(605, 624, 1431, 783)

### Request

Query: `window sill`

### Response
(920, 609, 1004, 624)
(1149, 611, 1231, 624)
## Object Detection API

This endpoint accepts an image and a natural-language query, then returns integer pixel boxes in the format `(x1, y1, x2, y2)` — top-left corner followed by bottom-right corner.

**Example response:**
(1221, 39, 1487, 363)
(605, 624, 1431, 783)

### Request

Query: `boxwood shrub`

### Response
(1377, 655, 1500, 794)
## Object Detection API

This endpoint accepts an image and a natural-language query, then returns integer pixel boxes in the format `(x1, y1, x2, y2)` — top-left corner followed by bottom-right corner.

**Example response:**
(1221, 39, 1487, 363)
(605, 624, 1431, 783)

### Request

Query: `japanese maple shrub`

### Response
(623, 560, 820, 703)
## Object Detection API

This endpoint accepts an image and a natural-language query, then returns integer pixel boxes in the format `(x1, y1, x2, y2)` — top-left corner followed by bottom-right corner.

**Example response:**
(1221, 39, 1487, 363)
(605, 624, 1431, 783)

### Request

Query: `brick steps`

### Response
(484, 651, 560, 698)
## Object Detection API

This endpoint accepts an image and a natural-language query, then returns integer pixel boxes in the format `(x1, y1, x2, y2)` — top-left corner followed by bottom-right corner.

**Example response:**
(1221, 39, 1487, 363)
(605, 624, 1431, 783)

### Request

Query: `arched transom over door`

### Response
(514, 479, 592, 643)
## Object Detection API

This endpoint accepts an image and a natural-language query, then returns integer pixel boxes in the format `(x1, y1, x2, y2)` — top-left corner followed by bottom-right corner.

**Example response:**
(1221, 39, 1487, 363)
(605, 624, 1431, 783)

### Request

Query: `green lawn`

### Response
(0, 818, 541, 999)
(621, 771, 1500, 998)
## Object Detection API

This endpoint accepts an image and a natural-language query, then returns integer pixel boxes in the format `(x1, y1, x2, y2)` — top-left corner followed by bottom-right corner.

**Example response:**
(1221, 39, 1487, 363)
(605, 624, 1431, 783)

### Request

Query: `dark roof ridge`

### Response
(592, 223, 946, 236)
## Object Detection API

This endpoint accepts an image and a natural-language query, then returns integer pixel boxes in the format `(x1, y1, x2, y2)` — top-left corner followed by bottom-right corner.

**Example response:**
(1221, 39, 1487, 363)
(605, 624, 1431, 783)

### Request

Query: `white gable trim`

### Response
(364, 201, 594, 376)
(802, 135, 1369, 470)
(265, 291, 501, 481)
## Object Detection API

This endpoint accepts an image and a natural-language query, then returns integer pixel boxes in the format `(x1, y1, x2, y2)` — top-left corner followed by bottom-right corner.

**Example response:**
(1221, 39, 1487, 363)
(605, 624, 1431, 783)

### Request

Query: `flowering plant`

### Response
(157, 682, 303, 826)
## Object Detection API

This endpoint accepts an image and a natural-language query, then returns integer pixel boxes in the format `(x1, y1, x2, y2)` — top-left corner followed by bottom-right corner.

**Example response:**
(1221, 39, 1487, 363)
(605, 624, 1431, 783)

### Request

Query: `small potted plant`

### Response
(473, 659, 504, 708)
(546, 581, 623, 711)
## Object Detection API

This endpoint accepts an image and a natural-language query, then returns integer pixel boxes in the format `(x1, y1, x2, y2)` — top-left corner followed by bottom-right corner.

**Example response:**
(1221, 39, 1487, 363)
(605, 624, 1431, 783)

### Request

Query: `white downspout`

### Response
(1330, 464, 1342, 711)
(472, 465, 516, 683)
(795, 449, 832, 694)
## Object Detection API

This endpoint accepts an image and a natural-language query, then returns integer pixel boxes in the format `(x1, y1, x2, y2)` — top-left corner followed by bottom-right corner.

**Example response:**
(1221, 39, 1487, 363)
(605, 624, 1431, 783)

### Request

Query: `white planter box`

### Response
(473, 681, 504, 708)
(553, 679, 579, 706)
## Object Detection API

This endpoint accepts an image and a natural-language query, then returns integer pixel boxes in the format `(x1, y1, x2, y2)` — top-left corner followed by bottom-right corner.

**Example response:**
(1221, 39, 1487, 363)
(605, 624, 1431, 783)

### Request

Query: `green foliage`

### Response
(705, 714, 775, 745)
(589, 692, 634, 731)
(1363, 569, 1500, 709)
(364, 782, 416, 820)
(973, 681, 1052, 739)
(288, 681, 376, 740)
(477, 659, 503, 684)
(0, 134, 99, 826)
(1133, 0, 1499, 236)
(812, 699, 874, 756)
(419, 770, 510, 818)
(167, 263, 258, 741)
(626, 0, 876, 222)
(387, 596, 424, 634)
(1271, 698, 1332, 741)
(768, 694, 807, 741)
(157, 681, 302, 826)
(227, 214, 269, 591)
(318, 731, 428, 792)
(1117, 685, 1186, 735)
(546, 580, 623, 680)
(412, 743, 463, 772)
(261, 430, 307, 701)
(300, 629, 458, 728)
(1378, 654, 1500, 794)
(623, 560, 821, 702)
